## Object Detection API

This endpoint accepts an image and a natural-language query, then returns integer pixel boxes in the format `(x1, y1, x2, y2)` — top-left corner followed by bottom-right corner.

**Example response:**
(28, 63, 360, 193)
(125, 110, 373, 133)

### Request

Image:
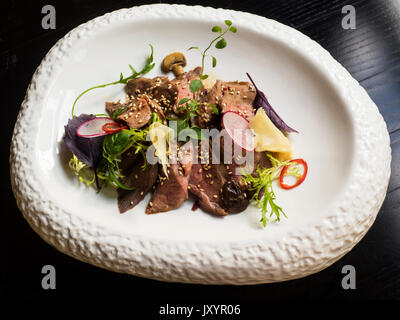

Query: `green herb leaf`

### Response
(186, 99, 198, 110)
(112, 107, 129, 119)
(199, 74, 209, 80)
(215, 38, 227, 49)
(212, 26, 222, 33)
(145, 44, 154, 65)
(103, 130, 131, 156)
(229, 26, 237, 33)
(188, 46, 199, 50)
(209, 103, 219, 114)
(129, 64, 137, 73)
(211, 55, 217, 68)
(179, 97, 190, 105)
(224, 20, 232, 26)
(189, 79, 202, 93)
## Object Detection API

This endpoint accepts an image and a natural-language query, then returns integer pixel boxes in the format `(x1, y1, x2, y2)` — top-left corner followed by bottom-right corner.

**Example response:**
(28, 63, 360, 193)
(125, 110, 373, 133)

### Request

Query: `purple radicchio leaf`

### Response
(246, 73, 298, 133)
(63, 114, 105, 168)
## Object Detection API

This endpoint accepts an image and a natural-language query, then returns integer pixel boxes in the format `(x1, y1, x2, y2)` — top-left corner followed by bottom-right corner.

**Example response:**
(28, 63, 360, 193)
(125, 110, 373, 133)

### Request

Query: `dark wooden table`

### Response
(3, 0, 400, 303)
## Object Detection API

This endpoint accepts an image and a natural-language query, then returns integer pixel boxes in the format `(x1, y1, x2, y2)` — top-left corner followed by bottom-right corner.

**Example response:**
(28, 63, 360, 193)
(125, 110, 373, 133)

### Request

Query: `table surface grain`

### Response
(2, 0, 400, 301)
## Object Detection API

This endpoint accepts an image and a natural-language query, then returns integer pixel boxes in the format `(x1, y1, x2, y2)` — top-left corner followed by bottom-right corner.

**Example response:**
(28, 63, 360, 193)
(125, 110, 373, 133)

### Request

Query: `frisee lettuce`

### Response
(243, 154, 292, 227)
(68, 154, 95, 187)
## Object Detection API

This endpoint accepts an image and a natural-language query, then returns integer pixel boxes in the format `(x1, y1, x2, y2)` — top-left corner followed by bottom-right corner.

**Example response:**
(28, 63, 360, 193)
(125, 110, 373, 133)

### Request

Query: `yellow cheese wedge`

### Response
(148, 122, 174, 176)
(249, 108, 292, 152)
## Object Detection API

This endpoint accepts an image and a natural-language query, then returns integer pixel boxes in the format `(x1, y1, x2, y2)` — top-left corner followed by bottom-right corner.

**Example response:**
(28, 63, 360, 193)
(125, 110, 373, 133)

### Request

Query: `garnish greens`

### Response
(174, 20, 237, 139)
(69, 154, 96, 187)
(71, 45, 155, 118)
(97, 113, 162, 190)
(243, 154, 292, 227)
(188, 20, 237, 80)
(175, 97, 210, 141)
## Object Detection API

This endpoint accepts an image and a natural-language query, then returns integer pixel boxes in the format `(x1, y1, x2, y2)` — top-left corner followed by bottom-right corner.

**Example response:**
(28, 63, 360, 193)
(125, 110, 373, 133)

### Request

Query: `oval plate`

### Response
(10, 4, 391, 284)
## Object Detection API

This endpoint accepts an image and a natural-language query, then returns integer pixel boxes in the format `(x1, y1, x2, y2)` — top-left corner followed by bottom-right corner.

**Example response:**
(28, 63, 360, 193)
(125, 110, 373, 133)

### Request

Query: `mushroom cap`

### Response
(161, 52, 187, 72)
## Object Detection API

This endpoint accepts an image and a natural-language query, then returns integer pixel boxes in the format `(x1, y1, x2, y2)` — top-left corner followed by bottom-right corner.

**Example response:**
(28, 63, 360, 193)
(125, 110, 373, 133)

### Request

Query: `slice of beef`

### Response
(125, 77, 153, 97)
(118, 147, 141, 171)
(188, 162, 228, 216)
(105, 101, 124, 116)
(190, 136, 271, 215)
(170, 67, 202, 115)
(125, 76, 178, 111)
(118, 156, 158, 214)
(196, 80, 256, 128)
(188, 140, 229, 216)
(146, 142, 194, 214)
(146, 97, 166, 121)
(105, 98, 152, 129)
(217, 80, 256, 119)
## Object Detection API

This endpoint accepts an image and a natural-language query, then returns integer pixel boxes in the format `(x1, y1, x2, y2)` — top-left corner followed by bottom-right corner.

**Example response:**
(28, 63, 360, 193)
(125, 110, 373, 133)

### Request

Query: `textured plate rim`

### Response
(10, 4, 391, 284)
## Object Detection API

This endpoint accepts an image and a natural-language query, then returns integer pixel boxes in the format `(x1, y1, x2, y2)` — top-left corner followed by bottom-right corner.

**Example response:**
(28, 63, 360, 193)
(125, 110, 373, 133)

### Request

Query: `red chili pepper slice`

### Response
(102, 122, 127, 134)
(280, 158, 308, 190)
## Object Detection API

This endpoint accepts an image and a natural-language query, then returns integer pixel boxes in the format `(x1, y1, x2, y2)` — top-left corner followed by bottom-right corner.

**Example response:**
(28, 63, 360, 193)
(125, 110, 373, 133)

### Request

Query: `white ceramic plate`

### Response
(10, 4, 391, 284)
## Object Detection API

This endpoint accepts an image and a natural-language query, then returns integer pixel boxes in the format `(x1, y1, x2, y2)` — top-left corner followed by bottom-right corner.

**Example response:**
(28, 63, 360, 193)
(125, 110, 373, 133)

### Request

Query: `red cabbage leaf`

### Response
(247, 73, 298, 133)
(63, 114, 105, 168)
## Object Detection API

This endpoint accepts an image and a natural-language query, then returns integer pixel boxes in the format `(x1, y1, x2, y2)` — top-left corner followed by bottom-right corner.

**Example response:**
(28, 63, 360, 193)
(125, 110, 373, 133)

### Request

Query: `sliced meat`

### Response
(188, 141, 229, 216)
(125, 76, 178, 111)
(197, 80, 256, 128)
(190, 136, 271, 215)
(121, 98, 152, 129)
(170, 67, 202, 115)
(125, 77, 153, 97)
(105, 101, 125, 116)
(188, 162, 228, 216)
(146, 97, 166, 121)
(146, 142, 194, 214)
(118, 156, 158, 214)
(118, 147, 141, 171)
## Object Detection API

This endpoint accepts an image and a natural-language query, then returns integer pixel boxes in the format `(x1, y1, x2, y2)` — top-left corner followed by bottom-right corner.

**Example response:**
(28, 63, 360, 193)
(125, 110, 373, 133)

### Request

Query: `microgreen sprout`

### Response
(188, 19, 237, 80)
(71, 45, 155, 118)
(173, 20, 236, 137)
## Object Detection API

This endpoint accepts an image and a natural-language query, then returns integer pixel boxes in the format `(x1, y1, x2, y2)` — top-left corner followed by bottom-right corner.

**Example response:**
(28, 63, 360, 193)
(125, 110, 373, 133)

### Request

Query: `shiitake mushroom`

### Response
(222, 180, 249, 213)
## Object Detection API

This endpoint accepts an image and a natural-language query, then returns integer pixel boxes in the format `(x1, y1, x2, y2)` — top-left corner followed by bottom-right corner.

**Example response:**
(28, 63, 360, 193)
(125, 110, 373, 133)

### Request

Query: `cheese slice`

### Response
(249, 108, 292, 152)
(148, 122, 174, 176)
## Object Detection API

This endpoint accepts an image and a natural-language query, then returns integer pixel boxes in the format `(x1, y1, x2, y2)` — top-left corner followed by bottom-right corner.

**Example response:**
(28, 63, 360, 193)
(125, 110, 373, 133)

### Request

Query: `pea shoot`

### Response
(188, 19, 237, 80)
(174, 20, 237, 139)
(71, 45, 155, 118)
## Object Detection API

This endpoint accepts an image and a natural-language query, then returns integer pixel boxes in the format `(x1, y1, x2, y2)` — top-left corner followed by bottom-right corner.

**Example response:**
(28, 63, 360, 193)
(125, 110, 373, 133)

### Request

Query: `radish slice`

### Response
(222, 111, 255, 151)
(76, 117, 123, 138)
